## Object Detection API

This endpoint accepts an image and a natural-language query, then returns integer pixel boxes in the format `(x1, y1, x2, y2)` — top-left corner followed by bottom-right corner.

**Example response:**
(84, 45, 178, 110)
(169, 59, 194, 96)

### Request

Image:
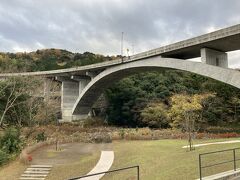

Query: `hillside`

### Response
(0, 49, 120, 73)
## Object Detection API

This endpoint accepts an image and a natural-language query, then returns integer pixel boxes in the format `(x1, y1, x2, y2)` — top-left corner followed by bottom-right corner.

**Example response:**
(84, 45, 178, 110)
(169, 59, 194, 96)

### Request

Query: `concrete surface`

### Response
(196, 169, 240, 180)
(20, 165, 52, 180)
(72, 57, 240, 118)
(79, 151, 114, 180)
(182, 140, 240, 149)
(201, 48, 228, 68)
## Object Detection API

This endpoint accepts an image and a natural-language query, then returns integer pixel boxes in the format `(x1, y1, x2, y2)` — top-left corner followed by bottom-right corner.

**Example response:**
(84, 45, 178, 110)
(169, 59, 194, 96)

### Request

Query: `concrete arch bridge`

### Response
(1, 24, 240, 121)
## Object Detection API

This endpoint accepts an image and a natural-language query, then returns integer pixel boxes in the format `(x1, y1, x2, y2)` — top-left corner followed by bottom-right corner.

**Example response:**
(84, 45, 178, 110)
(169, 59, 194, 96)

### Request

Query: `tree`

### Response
(105, 78, 143, 126)
(231, 96, 240, 122)
(28, 78, 60, 125)
(0, 77, 45, 127)
(0, 78, 26, 127)
(168, 93, 214, 151)
(141, 102, 169, 128)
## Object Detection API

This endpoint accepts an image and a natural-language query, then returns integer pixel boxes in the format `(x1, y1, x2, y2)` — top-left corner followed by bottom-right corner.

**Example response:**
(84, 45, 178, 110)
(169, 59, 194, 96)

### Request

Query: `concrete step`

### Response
(30, 165, 52, 168)
(26, 168, 51, 171)
(19, 177, 45, 180)
(21, 174, 47, 177)
(20, 164, 52, 180)
(24, 171, 49, 174)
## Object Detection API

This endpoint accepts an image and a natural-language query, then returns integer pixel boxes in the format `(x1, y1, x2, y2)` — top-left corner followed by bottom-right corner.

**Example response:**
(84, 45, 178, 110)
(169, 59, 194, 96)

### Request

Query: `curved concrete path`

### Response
(182, 140, 240, 148)
(79, 151, 114, 180)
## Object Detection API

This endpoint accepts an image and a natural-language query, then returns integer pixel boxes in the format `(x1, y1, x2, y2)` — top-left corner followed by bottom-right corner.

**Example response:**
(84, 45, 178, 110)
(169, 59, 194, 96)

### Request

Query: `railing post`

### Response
(137, 166, 140, 180)
(199, 154, 202, 180)
(233, 149, 236, 171)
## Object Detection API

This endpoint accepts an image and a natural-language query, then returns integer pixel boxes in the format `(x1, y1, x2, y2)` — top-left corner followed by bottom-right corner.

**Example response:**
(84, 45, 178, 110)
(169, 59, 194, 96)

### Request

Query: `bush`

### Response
(141, 102, 169, 128)
(35, 132, 47, 142)
(0, 150, 9, 165)
(90, 132, 112, 143)
(205, 126, 236, 133)
(83, 117, 107, 128)
(119, 129, 125, 139)
(0, 127, 22, 154)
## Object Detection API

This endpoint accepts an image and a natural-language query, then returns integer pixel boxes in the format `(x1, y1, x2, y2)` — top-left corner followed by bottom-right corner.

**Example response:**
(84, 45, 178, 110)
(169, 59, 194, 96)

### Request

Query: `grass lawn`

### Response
(103, 138, 240, 180)
(1, 138, 240, 180)
(0, 145, 101, 180)
(46, 152, 100, 180)
(0, 160, 28, 180)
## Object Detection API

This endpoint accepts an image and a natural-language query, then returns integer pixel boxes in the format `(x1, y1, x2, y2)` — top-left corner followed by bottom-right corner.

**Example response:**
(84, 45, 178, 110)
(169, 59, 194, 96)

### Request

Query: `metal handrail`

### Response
(199, 148, 240, 180)
(68, 165, 140, 180)
(200, 148, 240, 156)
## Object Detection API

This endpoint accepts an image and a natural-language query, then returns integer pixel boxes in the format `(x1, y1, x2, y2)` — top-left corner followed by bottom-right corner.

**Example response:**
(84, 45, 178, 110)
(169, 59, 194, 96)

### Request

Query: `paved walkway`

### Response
(20, 165, 52, 180)
(79, 151, 114, 180)
(182, 140, 240, 148)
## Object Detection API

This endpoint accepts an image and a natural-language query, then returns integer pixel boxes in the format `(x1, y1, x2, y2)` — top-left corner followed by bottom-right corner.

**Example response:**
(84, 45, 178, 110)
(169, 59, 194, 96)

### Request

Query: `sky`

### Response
(0, 0, 240, 67)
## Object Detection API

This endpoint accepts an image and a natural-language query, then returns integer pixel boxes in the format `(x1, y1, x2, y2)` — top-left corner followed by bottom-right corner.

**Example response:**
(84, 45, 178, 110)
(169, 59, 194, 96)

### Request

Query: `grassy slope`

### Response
(104, 138, 240, 180)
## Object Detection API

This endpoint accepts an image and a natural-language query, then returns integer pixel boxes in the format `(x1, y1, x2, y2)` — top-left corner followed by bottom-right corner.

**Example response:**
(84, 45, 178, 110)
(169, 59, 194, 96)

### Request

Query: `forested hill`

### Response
(0, 49, 120, 73)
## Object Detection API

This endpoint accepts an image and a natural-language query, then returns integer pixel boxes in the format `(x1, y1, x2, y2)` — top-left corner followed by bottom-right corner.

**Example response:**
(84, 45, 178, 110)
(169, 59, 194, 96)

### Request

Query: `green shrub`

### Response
(205, 126, 236, 133)
(0, 150, 9, 165)
(91, 132, 112, 143)
(83, 117, 106, 128)
(0, 127, 21, 154)
(35, 132, 47, 142)
(119, 129, 125, 139)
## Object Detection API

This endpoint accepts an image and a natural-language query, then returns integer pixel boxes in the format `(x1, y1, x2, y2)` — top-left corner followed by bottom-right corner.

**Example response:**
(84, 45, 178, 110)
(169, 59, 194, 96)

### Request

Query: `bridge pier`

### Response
(201, 48, 228, 68)
(43, 78, 51, 101)
(56, 76, 91, 122)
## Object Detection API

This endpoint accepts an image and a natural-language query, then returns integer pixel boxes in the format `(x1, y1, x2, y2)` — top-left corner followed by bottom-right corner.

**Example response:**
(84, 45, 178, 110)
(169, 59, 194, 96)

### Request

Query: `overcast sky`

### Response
(0, 0, 240, 67)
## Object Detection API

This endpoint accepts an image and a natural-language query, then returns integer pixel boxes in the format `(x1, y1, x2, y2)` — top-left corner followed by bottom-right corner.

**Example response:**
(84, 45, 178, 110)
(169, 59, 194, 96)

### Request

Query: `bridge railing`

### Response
(68, 165, 140, 180)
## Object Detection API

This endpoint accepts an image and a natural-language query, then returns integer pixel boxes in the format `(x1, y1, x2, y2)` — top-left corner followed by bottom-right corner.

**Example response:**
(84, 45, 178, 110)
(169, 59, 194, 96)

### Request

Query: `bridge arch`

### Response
(72, 57, 240, 116)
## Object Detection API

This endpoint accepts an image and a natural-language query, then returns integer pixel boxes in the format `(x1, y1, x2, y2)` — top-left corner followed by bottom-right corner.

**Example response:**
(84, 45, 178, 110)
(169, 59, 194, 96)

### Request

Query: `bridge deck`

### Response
(0, 24, 240, 77)
(142, 23, 240, 59)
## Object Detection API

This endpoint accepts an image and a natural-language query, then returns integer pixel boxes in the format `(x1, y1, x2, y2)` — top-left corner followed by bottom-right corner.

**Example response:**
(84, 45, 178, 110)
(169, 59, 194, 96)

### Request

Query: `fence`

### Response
(68, 165, 140, 180)
(199, 148, 240, 180)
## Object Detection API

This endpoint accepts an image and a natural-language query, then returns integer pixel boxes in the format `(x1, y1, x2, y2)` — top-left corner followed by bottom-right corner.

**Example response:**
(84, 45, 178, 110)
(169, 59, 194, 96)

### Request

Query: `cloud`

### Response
(0, 0, 239, 67)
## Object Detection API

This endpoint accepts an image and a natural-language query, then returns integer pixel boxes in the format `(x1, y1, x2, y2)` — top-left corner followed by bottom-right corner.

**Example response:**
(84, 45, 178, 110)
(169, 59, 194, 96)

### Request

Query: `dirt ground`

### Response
(31, 142, 112, 165)
(0, 142, 112, 180)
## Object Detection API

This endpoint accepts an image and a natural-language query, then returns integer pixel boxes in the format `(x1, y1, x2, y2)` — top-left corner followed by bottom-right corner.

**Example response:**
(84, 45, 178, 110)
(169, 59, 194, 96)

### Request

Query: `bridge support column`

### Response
(61, 80, 79, 122)
(43, 78, 51, 101)
(201, 48, 228, 68)
(56, 76, 91, 122)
